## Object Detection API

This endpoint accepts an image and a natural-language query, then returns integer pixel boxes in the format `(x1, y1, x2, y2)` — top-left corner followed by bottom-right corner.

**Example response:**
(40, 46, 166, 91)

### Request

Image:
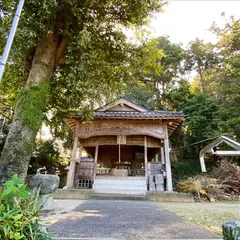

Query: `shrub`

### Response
(171, 160, 200, 187)
(0, 175, 52, 239)
(178, 160, 240, 201)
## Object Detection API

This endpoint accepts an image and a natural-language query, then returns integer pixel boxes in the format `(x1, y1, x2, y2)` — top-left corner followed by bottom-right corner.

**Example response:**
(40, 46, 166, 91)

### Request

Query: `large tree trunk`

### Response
(0, 32, 58, 184)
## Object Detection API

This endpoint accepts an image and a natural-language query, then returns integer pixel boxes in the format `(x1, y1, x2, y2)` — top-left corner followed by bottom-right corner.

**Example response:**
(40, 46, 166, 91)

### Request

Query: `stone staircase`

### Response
(93, 176, 146, 195)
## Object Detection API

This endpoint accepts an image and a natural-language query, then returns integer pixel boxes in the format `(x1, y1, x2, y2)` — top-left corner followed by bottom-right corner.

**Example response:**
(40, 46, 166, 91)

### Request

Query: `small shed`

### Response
(64, 98, 184, 192)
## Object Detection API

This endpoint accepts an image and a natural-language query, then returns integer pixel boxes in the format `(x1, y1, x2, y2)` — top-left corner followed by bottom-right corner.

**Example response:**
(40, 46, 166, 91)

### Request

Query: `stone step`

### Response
(92, 193, 146, 201)
(93, 178, 146, 191)
(93, 188, 146, 195)
(93, 182, 146, 188)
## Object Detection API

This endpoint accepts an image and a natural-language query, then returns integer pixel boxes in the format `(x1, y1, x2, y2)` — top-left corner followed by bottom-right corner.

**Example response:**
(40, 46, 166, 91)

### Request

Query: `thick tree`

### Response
(0, 0, 166, 183)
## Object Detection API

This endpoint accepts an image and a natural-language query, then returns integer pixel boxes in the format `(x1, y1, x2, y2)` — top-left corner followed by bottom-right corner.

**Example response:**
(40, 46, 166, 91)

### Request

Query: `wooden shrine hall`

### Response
(64, 98, 184, 192)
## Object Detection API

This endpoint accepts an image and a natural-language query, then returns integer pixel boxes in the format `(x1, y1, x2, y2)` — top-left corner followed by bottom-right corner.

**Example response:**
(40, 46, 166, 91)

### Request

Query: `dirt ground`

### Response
(157, 201, 240, 235)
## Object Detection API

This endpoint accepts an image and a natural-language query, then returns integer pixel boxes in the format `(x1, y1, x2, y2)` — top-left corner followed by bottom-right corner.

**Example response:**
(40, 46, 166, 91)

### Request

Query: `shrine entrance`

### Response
(64, 97, 184, 192)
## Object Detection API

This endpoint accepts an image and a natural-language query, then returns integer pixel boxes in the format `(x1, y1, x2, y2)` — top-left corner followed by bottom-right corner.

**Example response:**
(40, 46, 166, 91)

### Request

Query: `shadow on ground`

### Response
(49, 200, 220, 239)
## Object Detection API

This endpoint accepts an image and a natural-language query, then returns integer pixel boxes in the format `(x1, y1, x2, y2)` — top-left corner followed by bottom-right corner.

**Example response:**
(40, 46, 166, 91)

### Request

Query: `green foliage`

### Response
(124, 81, 157, 110)
(183, 92, 219, 141)
(171, 160, 200, 186)
(127, 36, 186, 109)
(0, 0, 167, 141)
(222, 223, 240, 240)
(168, 82, 220, 161)
(212, 18, 240, 139)
(16, 82, 50, 131)
(0, 175, 51, 239)
(28, 140, 69, 183)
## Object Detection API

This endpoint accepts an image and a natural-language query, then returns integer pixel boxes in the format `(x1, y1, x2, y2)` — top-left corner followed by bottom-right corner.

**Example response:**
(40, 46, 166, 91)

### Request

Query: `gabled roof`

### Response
(91, 97, 184, 119)
(64, 97, 184, 136)
(96, 97, 149, 112)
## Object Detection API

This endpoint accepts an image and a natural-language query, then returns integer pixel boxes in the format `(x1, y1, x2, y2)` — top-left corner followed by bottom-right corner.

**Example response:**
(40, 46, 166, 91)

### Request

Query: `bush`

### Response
(178, 160, 240, 201)
(171, 160, 200, 187)
(28, 140, 69, 187)
(0, 175, 52, 239)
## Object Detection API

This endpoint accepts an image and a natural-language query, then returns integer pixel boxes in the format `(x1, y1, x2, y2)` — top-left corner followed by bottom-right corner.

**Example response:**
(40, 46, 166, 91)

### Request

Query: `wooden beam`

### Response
(161, 147, 165, 164)
(118, 141, 121, 163)
(93, 145, 99, 180)
(144, 136, 148, 186)
(164, 126, 173, 192)
(167, 125, 176, 131)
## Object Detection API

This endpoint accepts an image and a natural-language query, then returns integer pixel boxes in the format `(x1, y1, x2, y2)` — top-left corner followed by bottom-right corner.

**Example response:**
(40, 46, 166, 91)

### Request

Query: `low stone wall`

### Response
(52, 189, 93, 199)
(52, 189, 194, 202)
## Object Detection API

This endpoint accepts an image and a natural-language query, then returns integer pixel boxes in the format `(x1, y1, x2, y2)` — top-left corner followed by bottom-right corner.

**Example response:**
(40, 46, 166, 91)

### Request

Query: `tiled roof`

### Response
(88, 110, 184, 118)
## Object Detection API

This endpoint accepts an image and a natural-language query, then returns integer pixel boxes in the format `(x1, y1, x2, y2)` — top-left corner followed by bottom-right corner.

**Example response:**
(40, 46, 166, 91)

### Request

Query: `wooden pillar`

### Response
(66, 136, 78, 187)
(144, 136, 148, 185)
(73, 145, 83, 187)
(161, 146, 165, 164)
(78, 145, 83, 162)
(118, 142, 121, 163)
(93, 145, 99, 179)
(164, 126, 173, 192)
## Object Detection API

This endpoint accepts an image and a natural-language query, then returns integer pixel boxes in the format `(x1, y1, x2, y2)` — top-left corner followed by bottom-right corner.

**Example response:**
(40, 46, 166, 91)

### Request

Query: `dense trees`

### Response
(125, 17, 240, 165)
(0, 0, 166, 182)
(0, 1, 239, 180)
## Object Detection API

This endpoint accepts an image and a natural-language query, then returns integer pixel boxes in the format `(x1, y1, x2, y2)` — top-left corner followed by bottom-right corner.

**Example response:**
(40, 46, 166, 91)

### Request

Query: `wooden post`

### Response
(73, 145, 82, 187)
(144, 136, 148, 186)
(93, 145, 99, 179)
(118, 141, 121, 163)
(164, 126, 173, 192)
(66, 136, 78, 187)
(161, 146, 165, 164)
(78, 145, 83, 162)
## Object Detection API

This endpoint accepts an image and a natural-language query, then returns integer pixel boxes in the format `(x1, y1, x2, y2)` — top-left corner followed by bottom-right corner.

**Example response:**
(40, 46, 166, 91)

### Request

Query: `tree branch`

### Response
(55, 35, 70, 66)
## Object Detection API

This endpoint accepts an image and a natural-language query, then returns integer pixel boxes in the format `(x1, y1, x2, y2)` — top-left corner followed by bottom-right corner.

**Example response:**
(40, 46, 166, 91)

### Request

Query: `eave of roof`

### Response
(75, 110, 184, 119)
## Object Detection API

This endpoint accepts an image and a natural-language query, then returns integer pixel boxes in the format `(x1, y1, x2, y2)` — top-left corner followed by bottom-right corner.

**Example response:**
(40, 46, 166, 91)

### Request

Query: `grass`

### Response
(157, 202, 240, 235)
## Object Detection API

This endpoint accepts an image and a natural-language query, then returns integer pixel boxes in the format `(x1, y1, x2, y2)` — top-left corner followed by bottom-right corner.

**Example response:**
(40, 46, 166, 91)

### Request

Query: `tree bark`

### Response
(0, 32, 58, 184)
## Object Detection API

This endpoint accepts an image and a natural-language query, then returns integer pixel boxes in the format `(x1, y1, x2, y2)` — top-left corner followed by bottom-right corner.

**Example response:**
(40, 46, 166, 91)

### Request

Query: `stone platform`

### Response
(52, 189, 194, 202)
(52, 176, 194, 202)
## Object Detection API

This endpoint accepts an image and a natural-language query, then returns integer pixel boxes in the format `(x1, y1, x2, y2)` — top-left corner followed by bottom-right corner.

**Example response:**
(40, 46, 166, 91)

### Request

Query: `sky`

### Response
(150, 0, 240, 46)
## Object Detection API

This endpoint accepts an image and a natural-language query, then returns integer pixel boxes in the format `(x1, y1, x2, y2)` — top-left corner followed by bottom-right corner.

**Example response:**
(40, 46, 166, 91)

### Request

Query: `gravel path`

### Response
(48, 200, 220, 239)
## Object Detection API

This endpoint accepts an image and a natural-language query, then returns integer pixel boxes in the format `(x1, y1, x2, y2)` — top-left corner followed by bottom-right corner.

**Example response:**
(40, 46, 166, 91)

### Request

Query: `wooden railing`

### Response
(96, 163, 145, 176)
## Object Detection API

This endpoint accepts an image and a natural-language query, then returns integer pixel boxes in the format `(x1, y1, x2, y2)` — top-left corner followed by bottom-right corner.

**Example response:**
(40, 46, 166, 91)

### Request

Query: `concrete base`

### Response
(147, 191, 194, 203)
(52, 189, 93, 200)
(52, 189, 194, 202)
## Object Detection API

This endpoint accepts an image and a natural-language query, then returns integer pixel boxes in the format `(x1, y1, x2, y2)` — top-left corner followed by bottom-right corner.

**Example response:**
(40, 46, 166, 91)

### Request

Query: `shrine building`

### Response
(64, 98, 184, 193)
